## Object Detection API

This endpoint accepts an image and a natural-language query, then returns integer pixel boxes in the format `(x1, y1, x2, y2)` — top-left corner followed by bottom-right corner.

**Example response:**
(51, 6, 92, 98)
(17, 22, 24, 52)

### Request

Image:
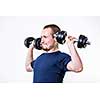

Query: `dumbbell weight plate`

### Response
(55, 31, 67, 44)
(77, 35, 88, 48)
(24, 37, 35, 48)
(34, 38, 42, 50)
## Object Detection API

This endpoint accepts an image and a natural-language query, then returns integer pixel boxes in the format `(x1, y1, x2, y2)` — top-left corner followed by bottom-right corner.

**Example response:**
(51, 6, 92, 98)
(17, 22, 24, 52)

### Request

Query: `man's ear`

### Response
(54, 37, 57, 42)
(53, 34, 57, 42)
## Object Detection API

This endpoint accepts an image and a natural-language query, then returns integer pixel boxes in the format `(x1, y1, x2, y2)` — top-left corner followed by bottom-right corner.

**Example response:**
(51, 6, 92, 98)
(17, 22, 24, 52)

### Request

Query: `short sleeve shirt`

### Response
(31, 51, 71, 83)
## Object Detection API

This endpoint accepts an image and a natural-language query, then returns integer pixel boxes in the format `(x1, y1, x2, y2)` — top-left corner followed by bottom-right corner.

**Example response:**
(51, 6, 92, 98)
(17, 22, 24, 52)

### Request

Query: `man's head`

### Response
(40, 24, 61, 51)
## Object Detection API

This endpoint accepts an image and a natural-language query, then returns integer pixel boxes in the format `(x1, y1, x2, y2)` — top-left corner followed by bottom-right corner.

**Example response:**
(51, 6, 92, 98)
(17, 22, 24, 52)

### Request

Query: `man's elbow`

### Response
(74, 65, 83, 73)
(25, 66, 33, 72)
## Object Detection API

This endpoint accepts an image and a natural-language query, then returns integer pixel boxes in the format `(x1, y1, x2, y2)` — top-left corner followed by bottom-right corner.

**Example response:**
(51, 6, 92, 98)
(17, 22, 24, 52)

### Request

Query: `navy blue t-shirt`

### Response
(31, 51, 71, 83)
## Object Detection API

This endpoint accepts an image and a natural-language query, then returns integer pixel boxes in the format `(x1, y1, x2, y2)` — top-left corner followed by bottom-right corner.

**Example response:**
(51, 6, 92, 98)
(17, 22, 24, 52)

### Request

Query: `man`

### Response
(25, 24, 83, 83)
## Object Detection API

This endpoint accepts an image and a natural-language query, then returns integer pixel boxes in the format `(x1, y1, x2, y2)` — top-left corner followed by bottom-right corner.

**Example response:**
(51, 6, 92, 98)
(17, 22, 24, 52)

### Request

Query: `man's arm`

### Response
(25, 45, 34, 72)
(66, 36, 83, 72)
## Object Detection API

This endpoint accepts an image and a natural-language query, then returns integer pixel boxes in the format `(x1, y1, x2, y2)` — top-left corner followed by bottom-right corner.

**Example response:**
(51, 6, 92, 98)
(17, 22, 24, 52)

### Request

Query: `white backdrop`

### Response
(0, 16, 100, 82)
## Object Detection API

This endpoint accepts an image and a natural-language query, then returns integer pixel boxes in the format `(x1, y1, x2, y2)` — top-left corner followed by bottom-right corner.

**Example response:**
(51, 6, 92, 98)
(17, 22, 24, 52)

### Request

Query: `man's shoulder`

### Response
(58, 51, 70, 57)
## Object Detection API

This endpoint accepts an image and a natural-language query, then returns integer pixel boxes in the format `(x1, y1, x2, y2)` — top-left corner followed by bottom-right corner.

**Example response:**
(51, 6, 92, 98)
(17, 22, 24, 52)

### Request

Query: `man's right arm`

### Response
(25, 46, 34, 72)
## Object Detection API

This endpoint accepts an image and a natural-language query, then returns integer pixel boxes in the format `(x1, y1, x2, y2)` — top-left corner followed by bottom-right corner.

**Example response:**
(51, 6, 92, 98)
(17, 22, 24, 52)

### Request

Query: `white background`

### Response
(0, 16, 100, 82)
(0, 0, 100, 100)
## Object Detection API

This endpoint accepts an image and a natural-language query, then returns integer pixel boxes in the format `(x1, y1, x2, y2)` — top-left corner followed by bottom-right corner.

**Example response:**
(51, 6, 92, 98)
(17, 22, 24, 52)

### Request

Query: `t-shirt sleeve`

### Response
(63, 54, 71, 72)
(31, 60, 35, 69)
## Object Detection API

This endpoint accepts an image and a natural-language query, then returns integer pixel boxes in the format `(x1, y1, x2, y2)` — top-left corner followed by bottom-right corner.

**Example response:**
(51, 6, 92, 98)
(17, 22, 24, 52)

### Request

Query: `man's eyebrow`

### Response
(41, 35, 47, 37)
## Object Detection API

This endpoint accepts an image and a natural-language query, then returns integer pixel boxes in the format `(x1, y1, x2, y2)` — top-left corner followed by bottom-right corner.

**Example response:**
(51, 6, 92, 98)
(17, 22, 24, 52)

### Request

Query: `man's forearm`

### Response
(68, 44, 83, 71)
(25, 48, 33, 67)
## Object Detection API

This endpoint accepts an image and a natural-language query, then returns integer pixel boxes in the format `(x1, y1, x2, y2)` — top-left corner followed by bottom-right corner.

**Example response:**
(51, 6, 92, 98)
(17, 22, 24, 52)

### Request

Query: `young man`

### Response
(25, 24, 83, 83)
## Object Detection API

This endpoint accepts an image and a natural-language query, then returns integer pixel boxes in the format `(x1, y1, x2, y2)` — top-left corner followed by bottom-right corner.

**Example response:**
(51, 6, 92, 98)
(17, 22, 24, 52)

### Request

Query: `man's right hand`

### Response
(29, 41, 35, 49)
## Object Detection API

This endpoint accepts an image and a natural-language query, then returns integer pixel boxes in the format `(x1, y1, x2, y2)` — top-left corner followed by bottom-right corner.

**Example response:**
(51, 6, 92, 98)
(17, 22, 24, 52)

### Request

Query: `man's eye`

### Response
(44, 36, 47, 38)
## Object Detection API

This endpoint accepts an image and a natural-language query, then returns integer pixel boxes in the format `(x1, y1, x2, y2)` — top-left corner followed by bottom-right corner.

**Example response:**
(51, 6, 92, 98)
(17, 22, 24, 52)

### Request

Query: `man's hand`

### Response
(29, 41, 35, 49)
(66, 35, 77, 46)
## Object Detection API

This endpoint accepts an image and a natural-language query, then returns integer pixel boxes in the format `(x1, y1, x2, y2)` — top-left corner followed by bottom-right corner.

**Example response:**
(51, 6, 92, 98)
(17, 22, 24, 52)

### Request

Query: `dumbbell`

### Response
(24, 37, 42, 50)
(55, 31, 90, 48)
(24, 31, 90, 49)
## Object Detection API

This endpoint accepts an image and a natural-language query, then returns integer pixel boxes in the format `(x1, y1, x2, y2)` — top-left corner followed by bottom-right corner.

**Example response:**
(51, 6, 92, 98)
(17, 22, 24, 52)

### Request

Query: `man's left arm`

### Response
(66, 36, 83, 72)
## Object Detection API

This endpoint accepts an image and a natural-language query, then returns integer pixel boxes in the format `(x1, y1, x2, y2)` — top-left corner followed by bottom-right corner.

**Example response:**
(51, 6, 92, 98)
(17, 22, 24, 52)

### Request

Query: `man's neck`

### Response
(46, 46, 59, 53)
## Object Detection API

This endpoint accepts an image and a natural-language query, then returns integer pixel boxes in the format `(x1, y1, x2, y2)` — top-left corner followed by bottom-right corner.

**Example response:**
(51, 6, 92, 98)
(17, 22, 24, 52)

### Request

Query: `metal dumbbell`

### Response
(55, 31, 90, 48)
(24, 37, 42, 50)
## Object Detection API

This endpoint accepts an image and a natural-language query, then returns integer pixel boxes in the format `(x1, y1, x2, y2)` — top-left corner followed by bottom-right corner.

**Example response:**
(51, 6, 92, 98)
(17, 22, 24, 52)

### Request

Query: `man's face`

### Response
(40, 28, 56, 51)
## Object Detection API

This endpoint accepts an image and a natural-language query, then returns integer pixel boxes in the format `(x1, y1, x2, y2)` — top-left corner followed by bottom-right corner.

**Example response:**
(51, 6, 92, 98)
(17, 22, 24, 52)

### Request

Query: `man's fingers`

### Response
(68, 36, 76, 40)
(29, 41, 34, 48)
